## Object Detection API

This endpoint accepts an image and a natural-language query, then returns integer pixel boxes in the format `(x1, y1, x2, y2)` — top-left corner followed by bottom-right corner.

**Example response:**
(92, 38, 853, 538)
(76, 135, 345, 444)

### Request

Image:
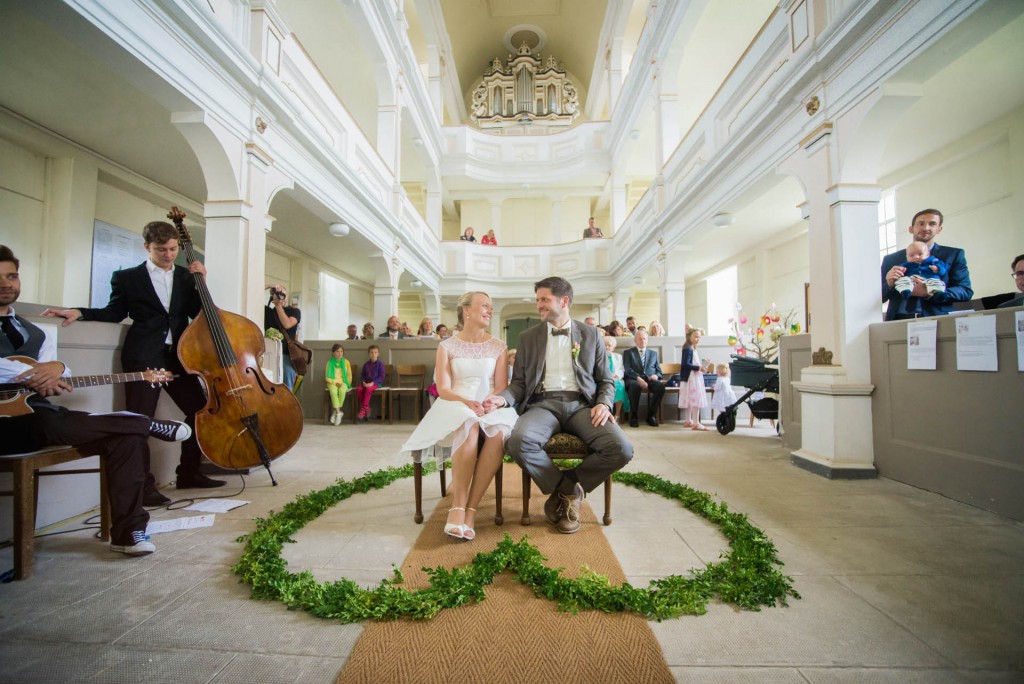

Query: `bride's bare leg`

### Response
(464, 433, 505, 534)
(447, 423, 481, 530)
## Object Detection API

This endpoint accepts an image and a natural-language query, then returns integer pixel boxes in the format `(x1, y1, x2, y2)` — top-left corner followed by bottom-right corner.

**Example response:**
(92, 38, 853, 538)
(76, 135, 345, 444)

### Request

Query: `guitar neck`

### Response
(67, 371, 153, 388)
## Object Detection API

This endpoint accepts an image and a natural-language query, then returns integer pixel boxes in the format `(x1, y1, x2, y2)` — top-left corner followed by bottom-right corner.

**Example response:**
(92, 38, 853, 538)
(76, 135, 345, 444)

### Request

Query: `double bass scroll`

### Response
(168, 207, 303, 485)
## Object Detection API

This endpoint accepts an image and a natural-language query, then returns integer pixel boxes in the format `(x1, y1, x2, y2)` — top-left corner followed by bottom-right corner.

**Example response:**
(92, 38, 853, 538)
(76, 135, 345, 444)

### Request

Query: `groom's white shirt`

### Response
(543, 320, 579, 393)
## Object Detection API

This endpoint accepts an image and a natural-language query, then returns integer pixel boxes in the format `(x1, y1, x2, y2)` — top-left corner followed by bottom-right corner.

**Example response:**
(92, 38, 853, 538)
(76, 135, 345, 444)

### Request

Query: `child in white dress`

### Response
(710, 363, 737, 414)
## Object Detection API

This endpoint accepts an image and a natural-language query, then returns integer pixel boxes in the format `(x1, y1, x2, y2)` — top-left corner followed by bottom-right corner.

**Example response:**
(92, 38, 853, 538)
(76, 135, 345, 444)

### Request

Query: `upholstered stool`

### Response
(520, 433, 612, 526)
(411, 446, 504, 526)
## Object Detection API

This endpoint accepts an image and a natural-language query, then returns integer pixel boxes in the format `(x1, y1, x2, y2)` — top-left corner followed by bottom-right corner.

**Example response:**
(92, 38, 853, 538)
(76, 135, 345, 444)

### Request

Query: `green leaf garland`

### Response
(232, 463, 799, 622)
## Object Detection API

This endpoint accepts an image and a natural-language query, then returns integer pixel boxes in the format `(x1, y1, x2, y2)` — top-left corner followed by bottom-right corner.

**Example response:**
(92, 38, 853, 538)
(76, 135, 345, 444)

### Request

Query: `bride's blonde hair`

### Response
(456, 291, 488, 326)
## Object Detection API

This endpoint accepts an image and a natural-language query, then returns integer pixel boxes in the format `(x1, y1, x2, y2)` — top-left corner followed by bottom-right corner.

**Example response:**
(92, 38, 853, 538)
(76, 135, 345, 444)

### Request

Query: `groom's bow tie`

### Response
(550, 328, 569, 337)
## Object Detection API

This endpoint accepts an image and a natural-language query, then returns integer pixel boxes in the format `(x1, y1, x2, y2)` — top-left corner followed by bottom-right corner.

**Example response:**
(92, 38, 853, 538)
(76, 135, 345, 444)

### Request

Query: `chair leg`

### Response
(603, 477, 613, 525)
(521, 470, 532, 526)
(14, 460, 35, 580)
(494, 464, 503, 525)
(413, 457, 424, 523)
(438, 446, 449, 497)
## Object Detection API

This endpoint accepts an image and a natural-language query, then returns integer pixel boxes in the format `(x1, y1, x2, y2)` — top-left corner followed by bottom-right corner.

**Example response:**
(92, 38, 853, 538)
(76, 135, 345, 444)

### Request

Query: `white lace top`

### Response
(439, 335, 507, 402)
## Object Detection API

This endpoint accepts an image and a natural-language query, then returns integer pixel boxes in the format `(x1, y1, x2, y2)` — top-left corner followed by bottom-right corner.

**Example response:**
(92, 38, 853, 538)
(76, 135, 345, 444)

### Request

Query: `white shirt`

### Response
(0, 306, 69, 382)
(146, 259, 175, 343)
(542, 320, 579, 393)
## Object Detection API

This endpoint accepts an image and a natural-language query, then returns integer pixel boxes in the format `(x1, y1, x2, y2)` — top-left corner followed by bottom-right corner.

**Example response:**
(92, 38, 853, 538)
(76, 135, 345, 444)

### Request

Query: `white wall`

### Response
(0, 136, 46, 302)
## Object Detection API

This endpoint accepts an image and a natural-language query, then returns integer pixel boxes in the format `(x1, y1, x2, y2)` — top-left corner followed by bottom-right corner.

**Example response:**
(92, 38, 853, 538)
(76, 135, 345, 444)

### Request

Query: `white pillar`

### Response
(426, 173, 442, 239)
(610, 170, 627, 233)
(40, 157, 98, 306)
(613, 289, 631, 324)
(426, 45, 444, 124)
(377, 100, 401, 176)
(490, 199, 502, 235)
(608, 36, 623, 114)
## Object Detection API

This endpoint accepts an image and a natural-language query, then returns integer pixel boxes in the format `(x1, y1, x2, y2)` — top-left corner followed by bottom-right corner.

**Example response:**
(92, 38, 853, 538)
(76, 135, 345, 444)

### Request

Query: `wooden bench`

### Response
(0, 446, 110, 580)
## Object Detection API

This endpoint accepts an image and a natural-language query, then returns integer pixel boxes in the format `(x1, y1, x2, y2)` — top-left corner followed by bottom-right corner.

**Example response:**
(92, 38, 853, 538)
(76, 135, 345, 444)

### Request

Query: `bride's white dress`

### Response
(400, 335, 518, 455)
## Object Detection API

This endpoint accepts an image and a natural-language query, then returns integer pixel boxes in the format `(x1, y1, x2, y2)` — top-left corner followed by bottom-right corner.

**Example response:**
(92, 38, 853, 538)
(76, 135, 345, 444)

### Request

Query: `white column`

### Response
(426, 45, 444, 124)
(613, 289, 631, 324)
(377, 100, 401, 176)
(610, 170, 627, 233)
(654, 86, 679, 173)
(489, 199, 502, 235)
(550, 198, 563, 242)
(426, 173, 442, 239)
(40, 157, 98, 306)
(608, 36, 623, 114)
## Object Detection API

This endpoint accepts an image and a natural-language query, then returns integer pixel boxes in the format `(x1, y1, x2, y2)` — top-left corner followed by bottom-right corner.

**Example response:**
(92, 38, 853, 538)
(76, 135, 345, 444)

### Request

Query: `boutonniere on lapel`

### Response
(572, 341, 581, 366)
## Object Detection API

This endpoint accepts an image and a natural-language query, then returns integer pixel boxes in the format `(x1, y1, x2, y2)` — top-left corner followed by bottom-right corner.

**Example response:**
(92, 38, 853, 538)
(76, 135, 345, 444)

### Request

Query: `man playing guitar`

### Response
(0, 245, 189, 556)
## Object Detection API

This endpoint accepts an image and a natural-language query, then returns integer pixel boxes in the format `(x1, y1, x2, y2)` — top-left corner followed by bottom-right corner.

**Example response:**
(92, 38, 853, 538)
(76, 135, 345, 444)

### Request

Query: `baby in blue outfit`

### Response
(895, 240, 948, 298)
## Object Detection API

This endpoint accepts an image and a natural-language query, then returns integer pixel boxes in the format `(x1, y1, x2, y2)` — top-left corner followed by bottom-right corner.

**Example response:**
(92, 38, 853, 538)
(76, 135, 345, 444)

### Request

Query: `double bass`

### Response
(169, 207, 302, 485)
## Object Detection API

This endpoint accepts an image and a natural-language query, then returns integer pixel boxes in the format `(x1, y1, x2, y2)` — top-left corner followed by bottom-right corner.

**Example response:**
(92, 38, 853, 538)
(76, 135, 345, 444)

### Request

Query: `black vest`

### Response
(0, 314, 46, 359)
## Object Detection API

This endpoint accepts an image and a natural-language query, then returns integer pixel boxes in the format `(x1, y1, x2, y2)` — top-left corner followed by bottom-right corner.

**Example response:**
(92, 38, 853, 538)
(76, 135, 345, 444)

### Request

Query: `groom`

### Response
(483, 276, 633, 534)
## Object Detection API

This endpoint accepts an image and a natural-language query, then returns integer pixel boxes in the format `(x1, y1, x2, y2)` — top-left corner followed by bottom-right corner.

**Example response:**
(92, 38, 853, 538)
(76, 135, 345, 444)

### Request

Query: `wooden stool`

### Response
(520, 433, 613, 526)
(0, 446, 110, 580)
(410, 446, 504, 526)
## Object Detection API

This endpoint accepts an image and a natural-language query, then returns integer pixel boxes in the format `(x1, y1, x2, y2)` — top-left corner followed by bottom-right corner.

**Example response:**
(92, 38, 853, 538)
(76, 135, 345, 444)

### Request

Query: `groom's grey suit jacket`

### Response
(499, 319, 615, 414)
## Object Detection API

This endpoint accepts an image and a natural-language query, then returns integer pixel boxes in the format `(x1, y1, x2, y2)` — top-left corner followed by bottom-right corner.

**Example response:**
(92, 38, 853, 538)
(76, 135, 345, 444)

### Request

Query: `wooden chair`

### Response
(660, 363, 681, 422)
(388, 364, 426, 423)
(0, 446, 110, 580)
(521, 433, 612, 526)
(410, 446, 504, 526)
(346, 363, 389, 423)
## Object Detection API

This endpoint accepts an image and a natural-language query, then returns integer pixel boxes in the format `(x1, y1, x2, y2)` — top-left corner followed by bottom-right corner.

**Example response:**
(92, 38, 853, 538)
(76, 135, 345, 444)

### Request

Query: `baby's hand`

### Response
(929, 264, 939, 273)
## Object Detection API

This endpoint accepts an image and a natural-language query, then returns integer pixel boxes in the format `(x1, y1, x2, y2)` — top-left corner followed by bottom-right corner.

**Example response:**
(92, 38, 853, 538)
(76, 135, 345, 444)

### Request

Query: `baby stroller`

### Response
(715, 355, 780, 435)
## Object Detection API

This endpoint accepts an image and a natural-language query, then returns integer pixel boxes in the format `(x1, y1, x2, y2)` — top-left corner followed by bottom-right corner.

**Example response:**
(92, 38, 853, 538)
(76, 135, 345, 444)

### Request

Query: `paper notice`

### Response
(955, 315, 998, 372)
(145, 515, 216, 535)
(184, 499, 249, 513)
(1016, 311, 1024, 372)
(907, 320, 937, 370)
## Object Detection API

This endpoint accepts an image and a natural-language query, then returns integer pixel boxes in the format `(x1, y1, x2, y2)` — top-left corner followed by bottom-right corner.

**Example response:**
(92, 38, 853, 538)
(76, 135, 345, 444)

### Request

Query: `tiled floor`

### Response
(1, 419, 1022, 683)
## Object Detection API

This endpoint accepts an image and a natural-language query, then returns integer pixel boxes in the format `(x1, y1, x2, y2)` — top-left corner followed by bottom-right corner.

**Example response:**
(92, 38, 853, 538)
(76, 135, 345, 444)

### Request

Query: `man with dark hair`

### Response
(1, 245, 191, 556)
(998, 254, 1024, 309)
(483, 276, 632, 534)
(881, 208, 972, 320)
(42, 221, 225, 504)
(625, 316, 637, 335)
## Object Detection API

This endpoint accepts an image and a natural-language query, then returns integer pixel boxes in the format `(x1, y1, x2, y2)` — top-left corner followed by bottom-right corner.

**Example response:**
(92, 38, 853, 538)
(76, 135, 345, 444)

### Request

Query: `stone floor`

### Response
(1, 418, 1022, 683)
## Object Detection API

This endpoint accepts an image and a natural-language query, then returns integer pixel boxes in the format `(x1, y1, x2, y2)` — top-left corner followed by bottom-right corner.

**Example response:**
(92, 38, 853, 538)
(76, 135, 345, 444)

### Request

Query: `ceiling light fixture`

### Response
(328, 222, 350, 237)
(712, 212, 734, 227)
(410, 280, 422, 288)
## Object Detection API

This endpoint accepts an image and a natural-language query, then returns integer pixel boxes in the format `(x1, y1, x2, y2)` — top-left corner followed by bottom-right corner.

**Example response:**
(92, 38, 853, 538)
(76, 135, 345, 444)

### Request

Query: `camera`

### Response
(271, 288, 286, 301)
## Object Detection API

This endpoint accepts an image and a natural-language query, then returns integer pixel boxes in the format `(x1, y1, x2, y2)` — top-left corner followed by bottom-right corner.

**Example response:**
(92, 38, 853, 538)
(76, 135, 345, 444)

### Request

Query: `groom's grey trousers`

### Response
(506, 394, 633, 495)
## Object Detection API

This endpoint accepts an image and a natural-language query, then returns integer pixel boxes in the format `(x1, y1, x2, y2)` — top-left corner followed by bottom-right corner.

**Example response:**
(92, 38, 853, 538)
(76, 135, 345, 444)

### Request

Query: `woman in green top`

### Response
(326, 343, 352, 425)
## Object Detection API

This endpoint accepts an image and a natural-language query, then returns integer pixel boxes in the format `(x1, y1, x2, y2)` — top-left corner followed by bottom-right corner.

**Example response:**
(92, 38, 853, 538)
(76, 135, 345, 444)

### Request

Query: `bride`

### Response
(400, 291, 517, 540)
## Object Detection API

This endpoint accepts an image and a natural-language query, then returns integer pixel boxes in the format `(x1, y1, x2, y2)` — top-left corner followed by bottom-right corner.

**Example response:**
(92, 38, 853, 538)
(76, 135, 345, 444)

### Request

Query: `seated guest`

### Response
(481, 229, 497, 245)
(361, 322, 375, 340)
(436, 324, 450, 339)
(356, 345, 385, 421)
(325, 343, 352, 425)
(648, 320, 666, 337)
(623, 329, 665, 428)
(379, 315, 406, 339)
(882, 208, 972, 320)
(998, 254, 1024, 308)
(345, 324, 359, 340)
(400, 321, 413, 337)
(604, 336, 630, 420)
(460, 227, 477, 242)
(0, 245, 191, 556)
(584, 316, 597, 326)
(604, 320, 624, 337)
(417, 317, 435, 337)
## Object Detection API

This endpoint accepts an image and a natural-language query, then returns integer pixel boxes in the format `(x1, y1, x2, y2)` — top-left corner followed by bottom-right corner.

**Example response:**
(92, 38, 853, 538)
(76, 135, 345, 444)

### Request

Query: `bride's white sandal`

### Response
(444, 507, 466, 539)
(461, 507, 477, 541)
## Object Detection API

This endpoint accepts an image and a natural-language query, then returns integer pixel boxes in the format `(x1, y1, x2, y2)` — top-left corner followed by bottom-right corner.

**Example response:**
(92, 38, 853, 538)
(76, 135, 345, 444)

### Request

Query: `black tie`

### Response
(551, 328, 569, 337)
(1, 315, 25, 349)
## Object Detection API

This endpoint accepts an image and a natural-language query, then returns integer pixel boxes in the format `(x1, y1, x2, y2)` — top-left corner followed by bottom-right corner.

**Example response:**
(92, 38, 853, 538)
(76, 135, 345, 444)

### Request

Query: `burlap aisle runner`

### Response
(336, 464, 674, 684)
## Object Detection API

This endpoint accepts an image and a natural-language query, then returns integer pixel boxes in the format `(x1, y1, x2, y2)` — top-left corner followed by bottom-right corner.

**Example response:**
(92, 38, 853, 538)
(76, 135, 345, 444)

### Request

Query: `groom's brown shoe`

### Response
(556, 483, 585, 534)
(544, 490, 564, 525)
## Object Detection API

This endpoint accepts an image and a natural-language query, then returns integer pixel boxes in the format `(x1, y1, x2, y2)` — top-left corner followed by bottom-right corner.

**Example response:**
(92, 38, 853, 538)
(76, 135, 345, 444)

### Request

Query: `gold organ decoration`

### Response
(470, 43, 579, 130)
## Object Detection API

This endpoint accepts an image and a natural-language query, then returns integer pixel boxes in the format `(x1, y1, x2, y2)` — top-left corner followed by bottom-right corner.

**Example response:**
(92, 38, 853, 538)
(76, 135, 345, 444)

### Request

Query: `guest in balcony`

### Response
(583, 217, 604, 239)
(346, 324, 359, 340)
(460, 227, 477, 243)
(481, 229, 497, 246)
(379, 315, 407, 339)
(649, 320, 666, 337)
(361, 322, 375, 340)
(417, 317, 435, 337)
(436, 323, 451, 339)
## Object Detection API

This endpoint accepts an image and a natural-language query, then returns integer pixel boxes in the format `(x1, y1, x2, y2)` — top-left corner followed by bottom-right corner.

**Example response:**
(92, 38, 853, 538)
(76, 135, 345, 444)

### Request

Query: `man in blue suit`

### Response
(623, 329, 665, 427)
(881, 208, 973, 320)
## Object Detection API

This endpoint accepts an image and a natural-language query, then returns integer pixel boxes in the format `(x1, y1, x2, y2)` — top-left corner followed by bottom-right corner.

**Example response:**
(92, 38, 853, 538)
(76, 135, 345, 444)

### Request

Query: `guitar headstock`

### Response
(167, 206, 192, 245)
(143, 368, 176, 387)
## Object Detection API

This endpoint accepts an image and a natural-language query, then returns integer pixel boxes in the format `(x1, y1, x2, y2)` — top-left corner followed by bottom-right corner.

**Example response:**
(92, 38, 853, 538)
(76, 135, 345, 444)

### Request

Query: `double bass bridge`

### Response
(225, 385, 252, 397)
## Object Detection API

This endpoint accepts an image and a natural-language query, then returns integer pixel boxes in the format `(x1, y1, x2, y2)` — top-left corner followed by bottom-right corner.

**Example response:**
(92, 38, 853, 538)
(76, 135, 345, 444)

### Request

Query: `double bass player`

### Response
(43, 220, 226, 504)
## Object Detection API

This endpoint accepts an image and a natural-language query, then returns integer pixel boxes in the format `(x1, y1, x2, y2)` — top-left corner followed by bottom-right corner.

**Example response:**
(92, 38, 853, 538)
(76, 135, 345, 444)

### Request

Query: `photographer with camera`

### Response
(265, 283, 303, 390)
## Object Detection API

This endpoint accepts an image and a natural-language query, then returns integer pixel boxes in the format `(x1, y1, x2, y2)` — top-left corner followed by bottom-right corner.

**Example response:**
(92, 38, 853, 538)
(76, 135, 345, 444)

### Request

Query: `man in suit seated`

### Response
(881, 208, 973, 320)
(998, 254, 1024, 309)
(622, 329, 665, 428)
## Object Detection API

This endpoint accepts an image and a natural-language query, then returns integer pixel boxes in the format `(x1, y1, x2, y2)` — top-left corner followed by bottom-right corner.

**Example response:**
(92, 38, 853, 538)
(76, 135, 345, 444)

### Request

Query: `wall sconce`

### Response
(712, 212, 734, 227)
(412, 137, 424, 147)
(328, 222, 350, 237)
(410, 280, 422, 288)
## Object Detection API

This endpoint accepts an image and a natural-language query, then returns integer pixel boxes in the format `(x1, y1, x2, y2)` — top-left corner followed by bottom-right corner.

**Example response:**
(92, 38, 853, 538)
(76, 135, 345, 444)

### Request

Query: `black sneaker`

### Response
(110, 530, 155, 556)
(176, 472, 226, 489)
(143, 488, 172, 507)
(148, 419, 192, 442)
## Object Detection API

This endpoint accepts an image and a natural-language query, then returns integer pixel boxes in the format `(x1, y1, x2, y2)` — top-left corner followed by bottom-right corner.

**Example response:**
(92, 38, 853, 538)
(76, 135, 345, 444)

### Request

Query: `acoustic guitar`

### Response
(0, 356, 174, 418)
